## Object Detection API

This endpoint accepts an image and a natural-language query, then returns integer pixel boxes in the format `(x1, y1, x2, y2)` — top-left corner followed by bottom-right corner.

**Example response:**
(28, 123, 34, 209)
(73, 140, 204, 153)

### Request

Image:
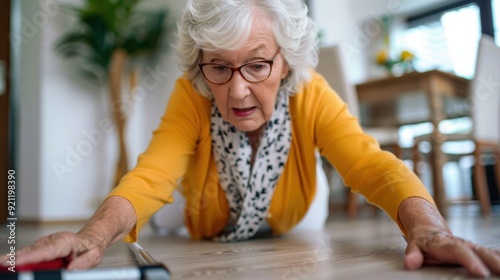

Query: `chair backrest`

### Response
(316, 45, 360, 118)
(471, 35, 500, 144)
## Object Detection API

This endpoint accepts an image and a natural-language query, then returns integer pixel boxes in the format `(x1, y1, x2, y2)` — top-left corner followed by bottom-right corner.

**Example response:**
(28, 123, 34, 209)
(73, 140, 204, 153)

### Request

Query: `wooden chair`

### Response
(412, 35, 500, 216)
(317, 45, 403, 218)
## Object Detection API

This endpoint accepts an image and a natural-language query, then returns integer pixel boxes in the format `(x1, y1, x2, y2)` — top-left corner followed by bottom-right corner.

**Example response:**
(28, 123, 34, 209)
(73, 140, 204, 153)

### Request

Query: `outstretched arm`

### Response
(0, 196, 136, 270)
(398, 197, 500, 278)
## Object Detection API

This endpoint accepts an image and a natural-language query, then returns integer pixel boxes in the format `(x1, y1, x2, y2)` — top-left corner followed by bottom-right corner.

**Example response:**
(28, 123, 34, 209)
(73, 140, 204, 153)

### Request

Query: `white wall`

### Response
(15, 0, 42, 220)
(16, 0, 186, 221)
(310, 0, 388, 83)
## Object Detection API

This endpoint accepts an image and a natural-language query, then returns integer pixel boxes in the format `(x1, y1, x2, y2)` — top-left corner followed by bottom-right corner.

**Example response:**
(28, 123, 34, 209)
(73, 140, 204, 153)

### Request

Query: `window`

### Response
(398, 1, 492, 149)
(402, 3, 481, 79)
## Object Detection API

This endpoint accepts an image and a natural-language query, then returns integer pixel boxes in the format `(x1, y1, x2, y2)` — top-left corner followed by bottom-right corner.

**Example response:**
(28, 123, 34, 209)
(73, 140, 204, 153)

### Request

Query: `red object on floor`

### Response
(0, 258, 68, 272)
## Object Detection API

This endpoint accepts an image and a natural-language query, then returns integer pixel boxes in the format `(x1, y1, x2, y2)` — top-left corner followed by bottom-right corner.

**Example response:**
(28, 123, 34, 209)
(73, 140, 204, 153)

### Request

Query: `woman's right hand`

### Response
(1, 231, 106, 271)
(1, 196, 136, 271)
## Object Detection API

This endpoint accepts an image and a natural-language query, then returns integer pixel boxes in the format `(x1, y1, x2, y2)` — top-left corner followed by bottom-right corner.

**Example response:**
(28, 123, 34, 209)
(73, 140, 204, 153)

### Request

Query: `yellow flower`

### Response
(376, 49, 389, 65)
(400, 50, 414, 61)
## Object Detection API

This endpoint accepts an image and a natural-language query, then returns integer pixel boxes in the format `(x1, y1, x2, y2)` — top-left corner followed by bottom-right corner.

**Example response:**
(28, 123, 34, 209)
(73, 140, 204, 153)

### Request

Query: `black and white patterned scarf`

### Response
(210, 90, 292, 242)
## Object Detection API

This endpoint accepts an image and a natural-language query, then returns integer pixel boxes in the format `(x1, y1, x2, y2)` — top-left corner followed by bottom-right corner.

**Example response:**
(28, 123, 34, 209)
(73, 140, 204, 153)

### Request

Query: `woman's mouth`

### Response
(232, 107, 256, 117)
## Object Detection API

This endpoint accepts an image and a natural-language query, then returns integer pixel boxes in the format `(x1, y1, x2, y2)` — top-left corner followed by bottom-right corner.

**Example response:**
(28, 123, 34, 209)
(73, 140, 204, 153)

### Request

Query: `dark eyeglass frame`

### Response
(198, 48, 281, 85)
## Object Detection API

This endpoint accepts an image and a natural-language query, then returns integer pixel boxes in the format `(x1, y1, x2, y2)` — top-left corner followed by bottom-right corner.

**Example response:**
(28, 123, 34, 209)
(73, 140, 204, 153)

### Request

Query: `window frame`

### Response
(406, 0, 495, 38)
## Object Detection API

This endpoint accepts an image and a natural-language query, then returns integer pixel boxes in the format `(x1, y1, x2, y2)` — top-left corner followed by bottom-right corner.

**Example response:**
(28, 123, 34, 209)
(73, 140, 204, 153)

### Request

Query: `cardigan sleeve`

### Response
(106, 77, 204, 242)
(309, 72, 435, 235)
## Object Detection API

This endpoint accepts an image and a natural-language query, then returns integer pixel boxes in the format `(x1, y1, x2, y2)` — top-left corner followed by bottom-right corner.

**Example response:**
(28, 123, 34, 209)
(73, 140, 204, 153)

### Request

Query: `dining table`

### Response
(355, 70, 471, 216)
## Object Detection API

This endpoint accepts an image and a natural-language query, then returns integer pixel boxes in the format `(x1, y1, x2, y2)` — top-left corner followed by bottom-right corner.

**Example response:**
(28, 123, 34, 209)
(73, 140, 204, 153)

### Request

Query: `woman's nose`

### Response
(228, 71, 251, 100)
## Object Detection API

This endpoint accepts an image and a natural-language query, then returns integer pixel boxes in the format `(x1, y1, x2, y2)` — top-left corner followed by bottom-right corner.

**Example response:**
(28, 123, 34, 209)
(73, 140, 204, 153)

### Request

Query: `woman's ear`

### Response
(280, 60, 289, 79)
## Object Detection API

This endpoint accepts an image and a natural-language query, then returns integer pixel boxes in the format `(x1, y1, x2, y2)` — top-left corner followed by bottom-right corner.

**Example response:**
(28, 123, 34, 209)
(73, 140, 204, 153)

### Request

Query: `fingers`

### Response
(472, 246, 500, 275)
(0, 231, 105, 271)
(431, 239, 490, 277)
(464, 250, 491, 278)
(404, 243, 424, 270)
(410, 233, 494, 278)
(15, 232, 77, 266)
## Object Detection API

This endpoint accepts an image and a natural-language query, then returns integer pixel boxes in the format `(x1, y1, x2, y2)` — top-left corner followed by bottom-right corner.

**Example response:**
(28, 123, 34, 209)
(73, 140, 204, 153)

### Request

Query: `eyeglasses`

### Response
(199, 48, 281, 85)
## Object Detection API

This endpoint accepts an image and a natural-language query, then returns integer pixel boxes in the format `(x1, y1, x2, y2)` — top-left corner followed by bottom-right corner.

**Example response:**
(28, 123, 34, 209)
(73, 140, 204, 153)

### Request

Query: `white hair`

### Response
(176, 0, 319, 98)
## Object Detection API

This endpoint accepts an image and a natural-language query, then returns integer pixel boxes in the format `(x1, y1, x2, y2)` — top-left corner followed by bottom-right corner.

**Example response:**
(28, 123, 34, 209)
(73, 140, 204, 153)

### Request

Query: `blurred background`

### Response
(1, 0, 499, 223)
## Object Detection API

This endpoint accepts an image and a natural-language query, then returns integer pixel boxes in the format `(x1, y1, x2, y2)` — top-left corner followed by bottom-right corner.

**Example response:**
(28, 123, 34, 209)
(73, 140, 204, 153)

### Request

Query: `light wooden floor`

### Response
(2, 205, 500, 279)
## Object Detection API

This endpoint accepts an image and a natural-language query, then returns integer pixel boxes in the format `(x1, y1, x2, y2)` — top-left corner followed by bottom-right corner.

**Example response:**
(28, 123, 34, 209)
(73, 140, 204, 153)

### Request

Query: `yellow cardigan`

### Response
(108, 71, 434, 242)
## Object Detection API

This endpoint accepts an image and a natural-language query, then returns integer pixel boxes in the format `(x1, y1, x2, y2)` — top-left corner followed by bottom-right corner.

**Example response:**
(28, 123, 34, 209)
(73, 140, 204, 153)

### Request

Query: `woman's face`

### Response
(200, 16, 289, 134)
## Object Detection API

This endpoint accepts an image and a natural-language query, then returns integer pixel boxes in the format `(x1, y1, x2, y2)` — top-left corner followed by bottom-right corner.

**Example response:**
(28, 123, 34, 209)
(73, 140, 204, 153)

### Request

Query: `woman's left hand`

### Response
(404, 229, 500, 278)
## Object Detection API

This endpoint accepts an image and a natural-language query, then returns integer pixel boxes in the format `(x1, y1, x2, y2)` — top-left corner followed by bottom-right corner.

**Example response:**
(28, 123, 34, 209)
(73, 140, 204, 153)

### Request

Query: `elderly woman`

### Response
(4, 0, 499, 277)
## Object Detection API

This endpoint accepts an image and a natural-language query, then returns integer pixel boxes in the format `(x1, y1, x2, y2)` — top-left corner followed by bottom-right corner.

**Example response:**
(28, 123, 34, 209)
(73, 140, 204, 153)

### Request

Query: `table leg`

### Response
(429, 138, 447, 216)
(427, 77, 447, 216)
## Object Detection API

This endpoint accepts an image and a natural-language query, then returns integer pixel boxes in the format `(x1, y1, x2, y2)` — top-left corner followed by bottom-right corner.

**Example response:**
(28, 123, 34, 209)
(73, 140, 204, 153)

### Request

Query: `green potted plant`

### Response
(55, 0, 172, 188)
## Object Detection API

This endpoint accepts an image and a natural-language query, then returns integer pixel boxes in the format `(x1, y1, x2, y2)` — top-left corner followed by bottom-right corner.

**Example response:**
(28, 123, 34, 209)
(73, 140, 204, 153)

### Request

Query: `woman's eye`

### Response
(248, 63, 267, 71)
(212, 65, 228, 72)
